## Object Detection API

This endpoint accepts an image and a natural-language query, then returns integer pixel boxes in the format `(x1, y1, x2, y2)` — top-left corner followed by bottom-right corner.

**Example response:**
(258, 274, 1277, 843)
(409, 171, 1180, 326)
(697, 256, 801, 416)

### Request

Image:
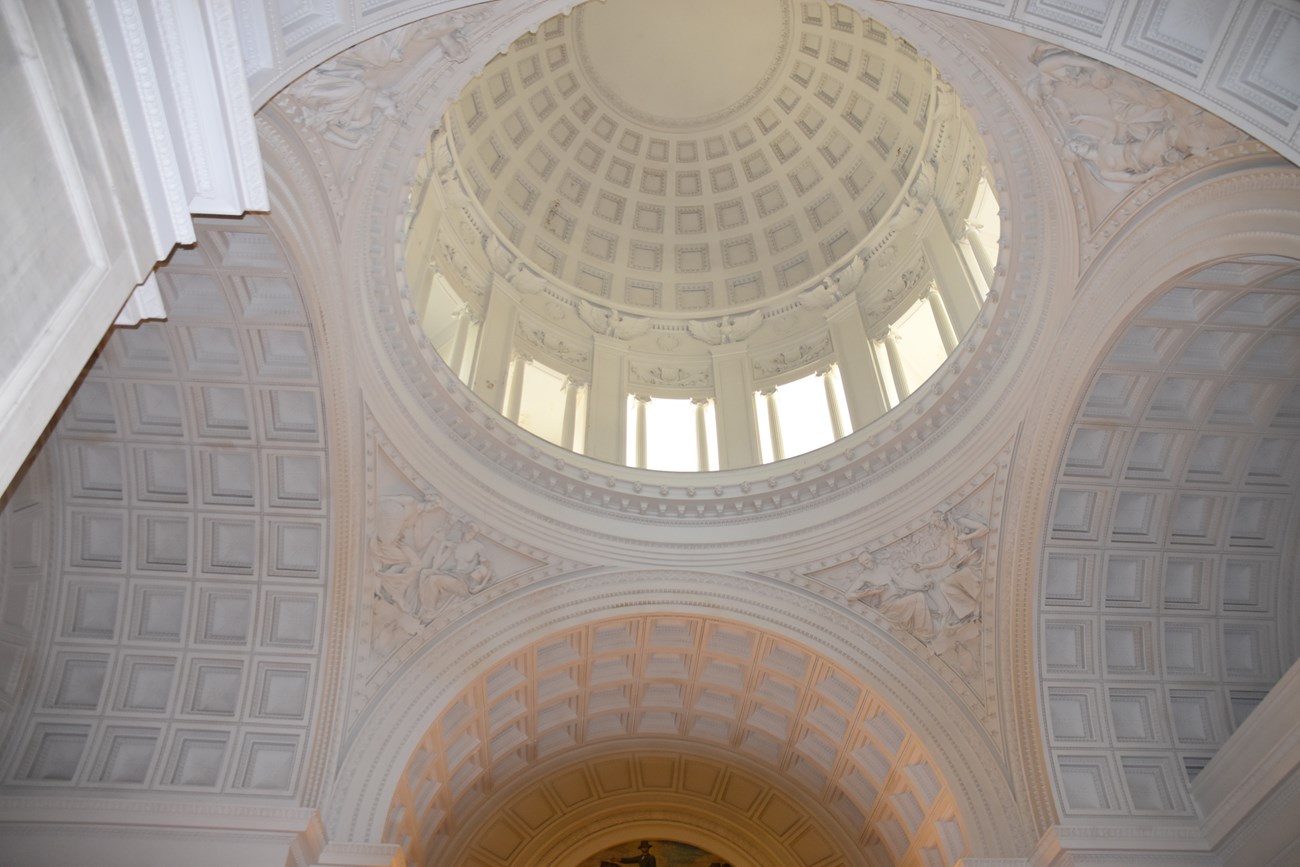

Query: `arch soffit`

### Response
(442, 743, 857, 866)
(322, 572, 1033, 855)
(995, 164, 1300, 818)
(1009, 162, 1300, 548)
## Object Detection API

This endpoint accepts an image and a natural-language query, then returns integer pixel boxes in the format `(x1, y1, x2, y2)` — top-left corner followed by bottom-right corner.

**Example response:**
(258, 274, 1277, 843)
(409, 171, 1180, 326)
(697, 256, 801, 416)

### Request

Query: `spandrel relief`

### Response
(844, 508, 988, 681)
(1027, 45, 1247, 192)
(792, 448, 1011, 723)
(355, 421, 577, 703)
(275, 4, 497, 195)
(370, 495, 495, 631)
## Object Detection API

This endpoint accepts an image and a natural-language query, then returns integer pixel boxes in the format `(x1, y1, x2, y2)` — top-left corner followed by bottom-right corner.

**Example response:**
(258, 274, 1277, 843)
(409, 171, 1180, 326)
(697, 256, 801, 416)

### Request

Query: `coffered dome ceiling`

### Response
(444, 0, 942, 312)
(403, 0, 998, 472)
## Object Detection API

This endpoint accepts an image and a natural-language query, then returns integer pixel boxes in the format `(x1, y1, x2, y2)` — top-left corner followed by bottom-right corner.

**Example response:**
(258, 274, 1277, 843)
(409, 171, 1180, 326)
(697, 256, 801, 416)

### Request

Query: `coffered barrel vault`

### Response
(0, 2, 1299, 867)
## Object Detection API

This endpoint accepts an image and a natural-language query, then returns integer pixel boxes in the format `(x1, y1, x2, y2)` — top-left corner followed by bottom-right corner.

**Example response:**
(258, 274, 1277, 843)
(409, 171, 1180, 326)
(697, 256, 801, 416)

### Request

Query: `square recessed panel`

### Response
(1104, 620, 1155, 676)
(182, 658, 245, 717)
(194, 586, 253, 646)
(46, 652, 109, 710)
(1046, 686, 1103, 745)
(86, 725, 161, 785)
(63, 579, 122, 639)
(128, 583, 186, 642)
(259, 589, 320, 651)
(266, 519, 325, 580)
(1043, 551, 1095, 607)
(114, 655, 177, 713)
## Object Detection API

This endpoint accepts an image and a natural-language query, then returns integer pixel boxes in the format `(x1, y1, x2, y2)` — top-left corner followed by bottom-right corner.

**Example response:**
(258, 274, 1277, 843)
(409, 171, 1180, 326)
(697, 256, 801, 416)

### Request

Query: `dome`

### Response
(405, 0, 1001, 470)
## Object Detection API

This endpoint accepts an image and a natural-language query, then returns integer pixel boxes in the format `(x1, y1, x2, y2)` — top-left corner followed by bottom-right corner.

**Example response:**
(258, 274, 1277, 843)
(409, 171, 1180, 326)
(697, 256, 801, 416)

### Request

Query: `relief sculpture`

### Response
(370, 495, 495, 635)
(286, 9, 493, 150)
(845, 509, 988, 677)
(1027, 45, 1245, 191)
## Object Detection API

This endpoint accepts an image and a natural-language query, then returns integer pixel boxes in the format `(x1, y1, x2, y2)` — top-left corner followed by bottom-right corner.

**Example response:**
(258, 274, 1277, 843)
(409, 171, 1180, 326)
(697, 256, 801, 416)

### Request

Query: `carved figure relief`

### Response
(797, 281, 840, 311)
(752, 335, 831, 378)
(370, 496, 495, 638)
(519, 326, 589, 365)
(686, 309, 764, 345)
(576, 299, 653, 340)
(508, 264, 552, 295)
(289, 34, 406, 149)
(629, 364, 711, 388)
(1027, 45, 1246, 190)
(357, 430, 567, 710)
(844, 509, 989, 674)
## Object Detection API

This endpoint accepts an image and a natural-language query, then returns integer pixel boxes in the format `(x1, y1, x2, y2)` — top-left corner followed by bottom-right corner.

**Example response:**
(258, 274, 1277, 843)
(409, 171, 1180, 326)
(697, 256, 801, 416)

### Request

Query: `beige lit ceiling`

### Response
(384, 614, 967, 866)
(446, 0, 937, 312)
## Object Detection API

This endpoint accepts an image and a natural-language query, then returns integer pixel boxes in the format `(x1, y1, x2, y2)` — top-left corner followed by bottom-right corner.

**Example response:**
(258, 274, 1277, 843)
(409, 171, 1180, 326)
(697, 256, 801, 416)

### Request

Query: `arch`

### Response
(1000, 161, 1300, 830)
(322, 571, 1033, 858)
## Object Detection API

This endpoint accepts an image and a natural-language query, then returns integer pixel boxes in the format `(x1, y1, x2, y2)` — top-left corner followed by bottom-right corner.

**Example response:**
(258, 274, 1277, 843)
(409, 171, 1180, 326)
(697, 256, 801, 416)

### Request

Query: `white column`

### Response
(964, 219, 995, 288)
(449, 307, 472, 375)
(504, 354, 528, 422)
(692, 397, 711, 471)
(824, 296, 890, 429)
(927, 285, 959, 353)
(470, 283, 518, 411)
(820, 366, 846, 440)
(710, 344, 762, 469)
(761, 387, 784, 462)
(561, 377, 582, 450)
(923, 210, 982, 335)
(882, 327, 909, 402)
(586, 334, 628, 463)
(633, 394, 650, 468)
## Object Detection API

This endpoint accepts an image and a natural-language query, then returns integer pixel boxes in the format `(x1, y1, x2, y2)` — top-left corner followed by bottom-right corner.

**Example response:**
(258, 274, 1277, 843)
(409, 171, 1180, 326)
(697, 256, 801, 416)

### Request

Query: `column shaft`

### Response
(825, 296, 890, 429)
(883, 329, 909, 401)
(710, 345, 762, 469)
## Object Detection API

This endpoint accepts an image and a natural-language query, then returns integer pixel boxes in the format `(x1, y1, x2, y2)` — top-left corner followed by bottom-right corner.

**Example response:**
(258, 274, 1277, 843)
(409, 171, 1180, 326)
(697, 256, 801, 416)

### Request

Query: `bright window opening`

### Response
(626, 395, 717, 471)
(755, 368, 843, 463)
(966, 175, 1001, 296)
(422, 273, 479, 380)
(512, 360, 576, 449)
(892, 293, 949, 394)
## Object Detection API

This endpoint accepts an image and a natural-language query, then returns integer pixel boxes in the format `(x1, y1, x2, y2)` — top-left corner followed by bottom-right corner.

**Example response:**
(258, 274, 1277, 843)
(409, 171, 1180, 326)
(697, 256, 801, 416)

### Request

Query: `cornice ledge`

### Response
(0, 795, 316, 831)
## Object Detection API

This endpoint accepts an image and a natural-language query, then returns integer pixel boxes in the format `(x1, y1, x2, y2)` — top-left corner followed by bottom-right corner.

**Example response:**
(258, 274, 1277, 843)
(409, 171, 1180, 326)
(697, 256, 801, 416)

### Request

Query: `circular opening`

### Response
(404, 0, 999, 471)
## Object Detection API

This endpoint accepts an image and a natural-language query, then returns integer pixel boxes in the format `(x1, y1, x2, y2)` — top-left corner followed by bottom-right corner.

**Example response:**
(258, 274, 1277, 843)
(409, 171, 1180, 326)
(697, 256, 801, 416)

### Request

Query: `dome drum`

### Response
(403, 1, 1003, 471)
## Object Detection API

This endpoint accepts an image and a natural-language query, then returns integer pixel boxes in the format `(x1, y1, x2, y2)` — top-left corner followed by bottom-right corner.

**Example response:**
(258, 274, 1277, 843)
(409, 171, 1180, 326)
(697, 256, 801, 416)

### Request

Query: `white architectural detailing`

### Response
(1040, 258, 1300, 825)
(0, 0, 267, 494)
(1028, 46, 1248, 191)
(2, 1, 1300, 865)
(114, 273, 168, 327)
(381, 613, 974, 866)
(0, 218, 327, 802)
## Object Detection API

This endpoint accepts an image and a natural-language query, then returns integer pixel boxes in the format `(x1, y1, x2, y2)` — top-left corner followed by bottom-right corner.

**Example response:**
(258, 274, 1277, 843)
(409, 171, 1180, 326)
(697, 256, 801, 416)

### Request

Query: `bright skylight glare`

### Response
(893, 293, 949, 393)
(770, 371, 837, 460)
(627, 395, 713, 471)
(515, 361, 570, 447)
